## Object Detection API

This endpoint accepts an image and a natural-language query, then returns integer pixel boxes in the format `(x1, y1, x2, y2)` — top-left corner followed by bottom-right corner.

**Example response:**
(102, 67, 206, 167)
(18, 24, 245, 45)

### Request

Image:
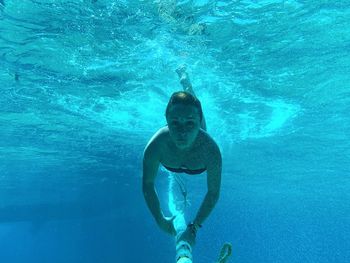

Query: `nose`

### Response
(176, 125, 186, 132)
(177, 128, 187, 137)
(178, 127, 188, 136)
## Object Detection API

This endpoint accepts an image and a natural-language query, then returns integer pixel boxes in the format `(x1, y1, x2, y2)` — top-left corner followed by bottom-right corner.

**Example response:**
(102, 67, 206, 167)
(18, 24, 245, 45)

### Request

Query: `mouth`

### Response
(176, 140, 188, 147)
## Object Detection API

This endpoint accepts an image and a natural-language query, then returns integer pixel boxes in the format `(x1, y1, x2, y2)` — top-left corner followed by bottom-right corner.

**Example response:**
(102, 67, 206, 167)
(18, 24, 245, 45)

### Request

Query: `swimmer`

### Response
(142, 65, 222, 248)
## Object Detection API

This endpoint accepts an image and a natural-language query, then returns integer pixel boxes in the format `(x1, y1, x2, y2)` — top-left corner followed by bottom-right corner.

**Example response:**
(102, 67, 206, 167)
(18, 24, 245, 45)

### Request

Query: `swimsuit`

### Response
(163, 164, 206, 175)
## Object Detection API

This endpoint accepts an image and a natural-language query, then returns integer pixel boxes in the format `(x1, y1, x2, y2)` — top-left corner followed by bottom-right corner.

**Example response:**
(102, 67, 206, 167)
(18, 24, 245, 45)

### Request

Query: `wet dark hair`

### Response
(165, 91, 203, 122)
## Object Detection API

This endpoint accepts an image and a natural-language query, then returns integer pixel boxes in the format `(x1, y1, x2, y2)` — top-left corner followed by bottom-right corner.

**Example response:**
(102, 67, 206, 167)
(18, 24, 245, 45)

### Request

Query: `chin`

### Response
(176, 141, 194, 150)
(176, 144, 187, 149)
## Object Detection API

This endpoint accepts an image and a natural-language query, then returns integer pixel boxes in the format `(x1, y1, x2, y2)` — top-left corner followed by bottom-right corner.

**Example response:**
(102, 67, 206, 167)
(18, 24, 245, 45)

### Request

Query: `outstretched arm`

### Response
(193, 143, 221, 225)
(176, 65, 207, 131)
(142, 140, 176, 236)
(177, 142, 222, 247)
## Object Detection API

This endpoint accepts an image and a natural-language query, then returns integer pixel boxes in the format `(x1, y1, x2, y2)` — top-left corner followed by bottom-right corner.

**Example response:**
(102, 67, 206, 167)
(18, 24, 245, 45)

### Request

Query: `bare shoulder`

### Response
(198, 130, 221, 153)
(143, 126, 169, 159)
(197, 130, 222, 164)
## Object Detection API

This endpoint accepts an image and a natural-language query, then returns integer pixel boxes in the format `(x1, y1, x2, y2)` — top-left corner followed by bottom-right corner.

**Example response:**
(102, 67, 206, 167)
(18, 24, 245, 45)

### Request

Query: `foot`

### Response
(176, 64, 187, 78)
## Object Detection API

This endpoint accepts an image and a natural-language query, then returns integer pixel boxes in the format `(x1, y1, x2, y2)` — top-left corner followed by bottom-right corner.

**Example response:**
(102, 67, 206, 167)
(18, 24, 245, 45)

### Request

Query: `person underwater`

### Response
(142, 65, 222, 260)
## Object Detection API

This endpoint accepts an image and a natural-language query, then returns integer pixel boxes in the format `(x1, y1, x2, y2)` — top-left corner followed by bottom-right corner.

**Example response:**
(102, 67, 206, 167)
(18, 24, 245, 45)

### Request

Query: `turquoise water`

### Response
(1, 0, 349, 262)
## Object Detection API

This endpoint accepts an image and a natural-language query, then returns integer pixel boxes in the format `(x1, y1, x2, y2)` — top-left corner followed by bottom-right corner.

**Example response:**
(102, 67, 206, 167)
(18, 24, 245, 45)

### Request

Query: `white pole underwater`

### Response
(168, 172, 193, 263)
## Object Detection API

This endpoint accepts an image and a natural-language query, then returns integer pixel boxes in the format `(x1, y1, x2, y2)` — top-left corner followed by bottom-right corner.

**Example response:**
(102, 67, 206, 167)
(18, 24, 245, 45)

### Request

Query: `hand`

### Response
(177, 225, 197, 247)
(157, 216, 177, 236)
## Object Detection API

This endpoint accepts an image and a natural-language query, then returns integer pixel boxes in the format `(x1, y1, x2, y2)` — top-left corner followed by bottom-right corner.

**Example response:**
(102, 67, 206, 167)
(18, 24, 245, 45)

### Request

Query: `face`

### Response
(166, 104, 201, 150)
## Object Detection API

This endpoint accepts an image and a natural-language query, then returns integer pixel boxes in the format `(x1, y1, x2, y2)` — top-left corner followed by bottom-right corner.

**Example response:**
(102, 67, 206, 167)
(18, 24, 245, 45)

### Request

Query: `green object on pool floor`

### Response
(216, 243, 232, 263)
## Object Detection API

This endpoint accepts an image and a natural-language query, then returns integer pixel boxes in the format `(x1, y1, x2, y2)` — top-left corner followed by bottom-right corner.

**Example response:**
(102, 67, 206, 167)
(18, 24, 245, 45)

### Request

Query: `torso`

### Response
(156, 126, 214, 173)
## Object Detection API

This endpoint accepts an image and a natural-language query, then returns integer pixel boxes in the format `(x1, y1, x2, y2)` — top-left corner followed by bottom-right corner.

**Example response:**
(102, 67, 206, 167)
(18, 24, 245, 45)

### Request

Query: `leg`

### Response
(176, 65, 207, 131)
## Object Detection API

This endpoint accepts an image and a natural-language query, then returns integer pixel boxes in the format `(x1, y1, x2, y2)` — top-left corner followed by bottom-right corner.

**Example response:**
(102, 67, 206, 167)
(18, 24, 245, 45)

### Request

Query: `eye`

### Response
(171, 121, 179, 126)
(186, 121, 195, 127)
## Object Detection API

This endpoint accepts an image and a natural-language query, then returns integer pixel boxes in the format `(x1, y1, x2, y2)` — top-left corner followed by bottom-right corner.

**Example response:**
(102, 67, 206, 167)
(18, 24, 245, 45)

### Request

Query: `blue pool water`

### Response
(0, 1, 349, 262)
